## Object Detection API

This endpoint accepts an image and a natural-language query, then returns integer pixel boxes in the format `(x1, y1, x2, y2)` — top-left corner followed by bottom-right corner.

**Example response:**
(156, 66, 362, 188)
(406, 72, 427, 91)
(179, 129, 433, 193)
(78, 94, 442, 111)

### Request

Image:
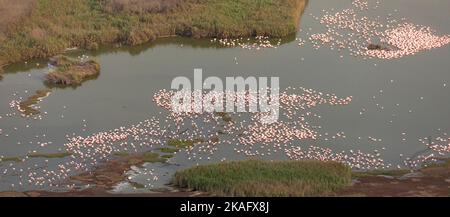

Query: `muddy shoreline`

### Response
(1, 156, 448, 197)
(0, 152, 208, 197)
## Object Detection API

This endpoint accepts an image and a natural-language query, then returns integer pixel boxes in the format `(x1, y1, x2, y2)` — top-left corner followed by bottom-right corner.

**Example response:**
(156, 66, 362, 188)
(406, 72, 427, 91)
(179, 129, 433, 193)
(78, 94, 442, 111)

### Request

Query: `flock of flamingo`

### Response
(213, 0, 450, 61)
(308, 0, 450, 60)
(212, 36, 282, 50)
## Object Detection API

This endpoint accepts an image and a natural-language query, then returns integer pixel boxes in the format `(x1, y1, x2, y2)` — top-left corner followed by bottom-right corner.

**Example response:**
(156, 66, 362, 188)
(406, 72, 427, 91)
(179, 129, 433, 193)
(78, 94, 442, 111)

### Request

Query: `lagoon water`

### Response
(0, 0, 449, 192)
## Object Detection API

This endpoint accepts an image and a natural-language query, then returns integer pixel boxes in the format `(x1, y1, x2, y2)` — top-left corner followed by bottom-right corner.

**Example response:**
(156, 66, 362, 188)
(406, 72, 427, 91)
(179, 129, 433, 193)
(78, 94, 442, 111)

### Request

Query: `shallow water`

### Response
(0, 0, 449, 192)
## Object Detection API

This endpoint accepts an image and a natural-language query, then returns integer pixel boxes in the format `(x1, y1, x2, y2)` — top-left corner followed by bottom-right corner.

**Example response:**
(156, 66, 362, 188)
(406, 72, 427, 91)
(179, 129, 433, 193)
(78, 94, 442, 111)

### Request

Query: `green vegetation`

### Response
(1, 152, 72, 163)
(161, 154, 174, 159)
(27, 152, 73, 158)
(19, 89, 51, 115)
(173, 160, 352, 196)
(0, 157, 23, 163)
(158, 147, 179, 153)
(113, 150, 175, 164)
(142, 152, 168, 163)
(0, 0, 307, 69)
(167, 138, 204, 148)
(45, 55, 100, 86)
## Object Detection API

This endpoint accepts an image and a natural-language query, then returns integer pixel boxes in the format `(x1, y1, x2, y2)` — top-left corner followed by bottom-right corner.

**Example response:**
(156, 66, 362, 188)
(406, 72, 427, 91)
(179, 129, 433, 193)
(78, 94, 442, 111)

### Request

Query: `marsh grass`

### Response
(0, 0, 35, 34)
(352, 169, 411, 178)
(0, 157, 23, 163)
(45, 55, 100, 86)
(113, 152, 130, 157)
(173, 160, 352, 196)
(158, 147, 179, 153)
(161, 154, 174, 159)
(27, 152, 73, 158)
(167, 138, 204, 148)
(1, 152, 71, 163)
(142, 152, 167, 163)
(113, 151, 175, 163)
(19, 89, 51, 115)
(0, 0, 307, 69)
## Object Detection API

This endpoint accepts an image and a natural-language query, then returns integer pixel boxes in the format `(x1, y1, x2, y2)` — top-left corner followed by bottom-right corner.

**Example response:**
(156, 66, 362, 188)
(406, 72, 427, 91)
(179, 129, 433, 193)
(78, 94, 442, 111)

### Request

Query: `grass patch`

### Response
(27, 152, 72, 158)
(352, 169, 410, 178)
(45, 55, 100, 87)
(114, 151, 174, 164)
(19, 89, 51, 115)
(0, 0, 307, 69)
(0, 157, 23, 162)
(173, 160, 352, 196)
(1, 152, 71, 163)
(142, 152, 167, 163)
(158, 147, 179, 154)
(113, 152, 131, 157)
(167, 138, 203, 148)
(161, 154, 174, 159)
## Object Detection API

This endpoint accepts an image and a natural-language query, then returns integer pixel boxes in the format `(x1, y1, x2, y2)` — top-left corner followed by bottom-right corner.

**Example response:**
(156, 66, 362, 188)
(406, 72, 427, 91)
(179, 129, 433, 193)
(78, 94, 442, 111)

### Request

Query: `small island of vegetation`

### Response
(173, 160, 352, 196)
(45, 55, 100, 86)
(18, 89, 51, 115)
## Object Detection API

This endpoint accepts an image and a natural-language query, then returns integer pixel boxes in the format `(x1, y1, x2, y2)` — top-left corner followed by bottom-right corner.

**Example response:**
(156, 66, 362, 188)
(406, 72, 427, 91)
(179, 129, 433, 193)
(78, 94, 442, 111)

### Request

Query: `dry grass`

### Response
(0, 0, 35, 69)
(101, 0, 183, 14)
(0, 0, 35, 34)
(173, 160, 352, 197)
